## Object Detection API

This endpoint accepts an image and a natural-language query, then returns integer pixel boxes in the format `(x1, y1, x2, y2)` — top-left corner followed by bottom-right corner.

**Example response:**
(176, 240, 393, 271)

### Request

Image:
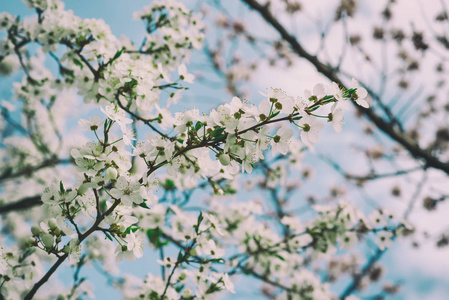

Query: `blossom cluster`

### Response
(0, 1, 406, 299)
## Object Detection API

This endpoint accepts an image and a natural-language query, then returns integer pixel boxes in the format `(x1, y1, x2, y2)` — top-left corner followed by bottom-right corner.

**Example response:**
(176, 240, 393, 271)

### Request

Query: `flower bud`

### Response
(178, 272, 187, 281)
(48, 219, 58, 230)
(182, 289, 192, 298)
(26, 237, 36, 247)
(218, 154, 230, 166)
(77, 183, 89, 195)
(106, 168, 118, 180)
(31, 225, 41, 236)
(41, 233, 54, 249)
(54, 227, 61, 236)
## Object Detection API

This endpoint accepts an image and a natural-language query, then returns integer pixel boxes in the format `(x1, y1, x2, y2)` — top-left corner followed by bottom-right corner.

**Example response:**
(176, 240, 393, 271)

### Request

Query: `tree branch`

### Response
(24, 199, 121, 299)
(241, 0, 449, 176)
(0, 195, 42, 214)
(0, 158, 71, 183)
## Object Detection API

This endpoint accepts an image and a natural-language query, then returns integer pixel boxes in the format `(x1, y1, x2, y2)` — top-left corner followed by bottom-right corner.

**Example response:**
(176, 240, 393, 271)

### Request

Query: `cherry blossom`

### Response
(351, 78, 370, 108)
(110, 176, 143, 206)
(271, 127, 294, 155)
(298, 115, 325, 149)
(0, 1, 404, 299)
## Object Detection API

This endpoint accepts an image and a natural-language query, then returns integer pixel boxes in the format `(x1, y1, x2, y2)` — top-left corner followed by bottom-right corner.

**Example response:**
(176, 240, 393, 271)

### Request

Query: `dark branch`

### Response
(0, 195, 42, 214)
(241, 0, 449, 176)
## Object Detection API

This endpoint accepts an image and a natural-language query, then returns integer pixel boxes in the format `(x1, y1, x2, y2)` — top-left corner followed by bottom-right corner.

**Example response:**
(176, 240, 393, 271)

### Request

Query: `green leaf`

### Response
(222, 185, 237, 195)
(138, 200, 151, 209)
(73, 59, 84, 69)
(308, 106, 320, 112)
(197, 211, 203, 225)
(210, 127, 225, 137)
(162, 178, 176, 191)
(59, 181, 65, 194)
(124, 225, 140, 235)
(195, 211, 203, 234)
(177, 250, 184, 262)
(157, 13, 168, 26)
(112, 49, 123, 61)
(125, 78, 138, 89)
(274, 254, 285, 261)
(208, 258, 225, 263)
(194, 121, 203, 131)
(59, 66, 74, 77)
(270, 111, 280, 118)
(146, 228, 168, 248)
(243, 268, 251, 275)
(175, 284, 185, 293)
(104, 231, 113, 241)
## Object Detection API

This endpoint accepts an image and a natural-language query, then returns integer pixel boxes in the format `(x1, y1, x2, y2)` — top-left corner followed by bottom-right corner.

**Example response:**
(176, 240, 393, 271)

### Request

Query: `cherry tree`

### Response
(0, 0, 434, 299)
(197, 0, 449, 298)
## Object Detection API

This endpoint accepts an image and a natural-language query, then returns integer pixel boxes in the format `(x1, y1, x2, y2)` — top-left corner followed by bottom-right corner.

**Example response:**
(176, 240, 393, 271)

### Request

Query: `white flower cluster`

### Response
(133, 0, 205, 67)
(0, 1, 405, 299)
(132, 81, 368, 176)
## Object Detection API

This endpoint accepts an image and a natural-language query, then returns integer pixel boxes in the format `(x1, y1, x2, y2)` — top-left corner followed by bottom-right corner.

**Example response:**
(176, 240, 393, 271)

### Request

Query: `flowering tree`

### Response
(1, 0, 444, 299)
(206, 1, 449, 298)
